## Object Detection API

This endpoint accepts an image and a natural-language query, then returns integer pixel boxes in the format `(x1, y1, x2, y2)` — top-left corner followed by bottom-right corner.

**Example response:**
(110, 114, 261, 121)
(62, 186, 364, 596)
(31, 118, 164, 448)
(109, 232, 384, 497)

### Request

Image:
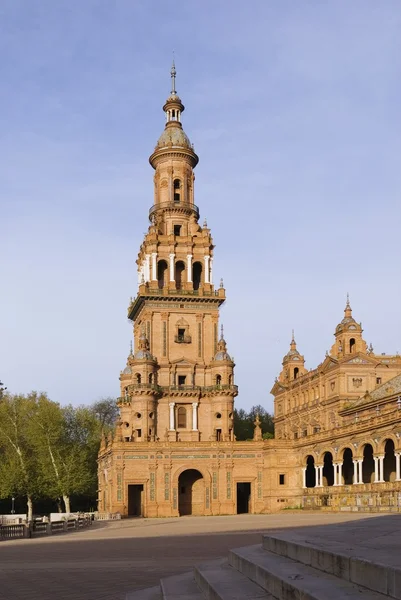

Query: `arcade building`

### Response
(98, 66, 401, 517)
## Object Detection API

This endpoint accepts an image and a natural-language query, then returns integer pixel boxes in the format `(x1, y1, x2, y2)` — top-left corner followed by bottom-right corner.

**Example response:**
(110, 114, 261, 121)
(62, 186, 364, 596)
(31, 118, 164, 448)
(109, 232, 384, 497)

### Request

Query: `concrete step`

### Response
(160, 571, 204, 600)
(125, 585, 162, 600)
(194, 557, 272, 599)
(263, 532, 401, 599)
(229, 544, 391, 600)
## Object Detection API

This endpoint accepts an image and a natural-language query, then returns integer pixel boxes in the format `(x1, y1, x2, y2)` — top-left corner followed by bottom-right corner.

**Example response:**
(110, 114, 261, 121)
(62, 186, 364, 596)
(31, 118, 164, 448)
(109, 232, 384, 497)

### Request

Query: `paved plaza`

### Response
(0, 512, 398, 600)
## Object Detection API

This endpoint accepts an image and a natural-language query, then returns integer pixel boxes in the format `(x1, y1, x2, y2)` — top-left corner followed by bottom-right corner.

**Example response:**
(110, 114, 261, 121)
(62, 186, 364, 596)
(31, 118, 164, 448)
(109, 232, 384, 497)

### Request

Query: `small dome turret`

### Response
(214, 325, 232, 361)
(133, 329, 156, 361)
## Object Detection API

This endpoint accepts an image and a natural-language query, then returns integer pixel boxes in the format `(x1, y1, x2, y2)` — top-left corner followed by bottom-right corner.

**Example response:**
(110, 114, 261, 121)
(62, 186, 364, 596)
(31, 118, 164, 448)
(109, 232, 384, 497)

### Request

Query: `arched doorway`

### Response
(175, 261, 185, 290)
(362, 444, 374, 483)
(157, 260, 168, 289)
(384, 439, 396, 482)
(193, 262, 202, 290)
(342, 448, 354, 485)
(323, 452, 334, 486)
(178, 469, 204, 516)
(305, 455, 315, 487)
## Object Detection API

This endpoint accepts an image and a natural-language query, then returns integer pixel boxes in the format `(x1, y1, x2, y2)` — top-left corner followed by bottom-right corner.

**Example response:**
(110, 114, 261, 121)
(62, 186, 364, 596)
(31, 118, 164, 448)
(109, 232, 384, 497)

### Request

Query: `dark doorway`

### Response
(157, 260, 168, 289)
(236, 482, 251, 514)
(128, 484, 143, 517)
(178, 469, 204, 516)
(306, 455, 316, 487)
(323, 452, 334, 486)
(384, 439, 396, 482)
(193, 262, 202, 290)
(362, 444, 374, 483)
(342, 448, 354, 485)
(175, 261, 185, 289)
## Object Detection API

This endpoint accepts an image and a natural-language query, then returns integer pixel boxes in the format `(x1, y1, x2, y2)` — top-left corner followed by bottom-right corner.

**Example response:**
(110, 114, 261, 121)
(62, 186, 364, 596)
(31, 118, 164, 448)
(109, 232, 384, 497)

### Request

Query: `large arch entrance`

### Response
(384, 439, 396, 482)
(342, 448, 354, 485)
(305, 455, 315, 488)
(362, 444, 374, 483)
(178, 469, 205, 516)
(323, 452, 334, 486)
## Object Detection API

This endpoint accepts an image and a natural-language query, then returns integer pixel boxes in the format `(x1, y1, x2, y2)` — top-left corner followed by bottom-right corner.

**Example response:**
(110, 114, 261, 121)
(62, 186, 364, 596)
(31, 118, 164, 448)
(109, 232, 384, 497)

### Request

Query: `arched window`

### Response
(174, 179, 181, 203)
(135, 373, 141, 384)
(294, 367, 299, 379)
(157, 260, 168, 289)
(350, 338, 356, 353)
(306, 455, 316, 488)
(148, 373, 153, 384)
(216, 374, 222, 387)
(384, 439, 396, 482)
(193, 262, 202, 290)
(124, 387, 129, 398)
(175, 261, 185, 290)
(228, 374, 232, 385)
(177, 407, 187, 429)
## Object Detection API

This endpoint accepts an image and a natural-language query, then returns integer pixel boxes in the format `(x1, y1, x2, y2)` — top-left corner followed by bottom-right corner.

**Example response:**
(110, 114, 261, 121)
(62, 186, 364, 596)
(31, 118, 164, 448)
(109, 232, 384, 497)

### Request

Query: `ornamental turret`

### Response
(330, 294, 367, 358)
(279, 331, 306, 383)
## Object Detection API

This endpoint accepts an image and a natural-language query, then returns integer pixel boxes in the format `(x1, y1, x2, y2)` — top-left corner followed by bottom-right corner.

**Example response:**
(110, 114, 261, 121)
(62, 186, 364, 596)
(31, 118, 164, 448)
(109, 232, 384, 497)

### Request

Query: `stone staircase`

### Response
(126, 530, 401, 599)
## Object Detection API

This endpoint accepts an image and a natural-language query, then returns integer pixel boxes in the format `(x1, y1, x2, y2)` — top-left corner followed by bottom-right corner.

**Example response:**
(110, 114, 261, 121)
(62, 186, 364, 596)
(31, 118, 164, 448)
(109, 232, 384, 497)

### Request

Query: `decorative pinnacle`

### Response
(203, 217, 207, 228)
(171, 59, 176, 94)
(346, 292, 351, 308)
(220, 277, 224, 288)
(129, 340, 133, 355)
(220, 324, 224, 340)
(291, 329, 295, 342)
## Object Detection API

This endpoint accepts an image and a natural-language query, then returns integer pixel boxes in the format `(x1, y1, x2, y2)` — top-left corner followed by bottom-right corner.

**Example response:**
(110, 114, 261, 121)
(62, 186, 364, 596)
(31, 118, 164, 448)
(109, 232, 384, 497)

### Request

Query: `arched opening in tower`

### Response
(178, 469, 204, 516)
(175, 261, 185, 290)
(305, 455, 315, 487)
(173, 179, 181, 203)
(177, 406, 187, 428)
(362, 444, 374, 483)
(349, 338, 356, 353)
(193, 262, 202, 290)
(157, 260, 168, 289)
(293, 367, 299, 379)
(323, 452, 334, 486)
(342, 448, 354, 485)
(384, 439, 396, 482)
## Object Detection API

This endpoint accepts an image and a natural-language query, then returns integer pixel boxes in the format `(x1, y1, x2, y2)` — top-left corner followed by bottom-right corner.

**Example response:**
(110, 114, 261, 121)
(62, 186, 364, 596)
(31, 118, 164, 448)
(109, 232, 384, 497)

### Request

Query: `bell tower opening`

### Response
(350, 338, 356, 353)
(193, 262, 202, 290)
(173, 179, 181, 203)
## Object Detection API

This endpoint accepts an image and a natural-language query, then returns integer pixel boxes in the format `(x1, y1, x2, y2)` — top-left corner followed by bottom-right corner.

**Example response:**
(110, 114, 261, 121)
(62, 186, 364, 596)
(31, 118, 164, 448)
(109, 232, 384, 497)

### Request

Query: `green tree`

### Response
(90, 397, 119, 433)
(0, 393, 42, 520)
(234, 405, 274, 441)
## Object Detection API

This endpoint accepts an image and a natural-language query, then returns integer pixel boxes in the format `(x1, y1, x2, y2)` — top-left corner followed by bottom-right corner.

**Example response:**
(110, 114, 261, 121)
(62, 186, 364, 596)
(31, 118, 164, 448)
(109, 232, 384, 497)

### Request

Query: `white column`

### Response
(320, 465, 324, 486)
(358, 460, 363, 484)
(333, 464, 338, 486)
(145, 254, 151, 282)
(302, 467, 307, 488)
(187, 254, 193, 282)
(378, 455, 385, 482)
(353, 460, 359, 484)
(315, 466, 320, 486)
(137, 268, 142, 284)
(338, 462, 343, 485)
(192, 402, 198, 430)
(316, 465, 322, 487)
(151, 253, 157, 281)
(169, 253, 175, 282)
(169, 402, 175, 431)
(209, 257, 213, 284)
(374, 456, 379, 483)
(204, 256, 210, 283)
(395, 453, 401, 481)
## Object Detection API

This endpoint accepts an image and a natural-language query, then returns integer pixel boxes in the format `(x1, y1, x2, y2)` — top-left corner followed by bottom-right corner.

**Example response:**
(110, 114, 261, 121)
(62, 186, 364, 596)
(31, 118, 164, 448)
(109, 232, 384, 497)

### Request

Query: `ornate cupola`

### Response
(330, 294, 367, 358)
(279, 331, 306, 382)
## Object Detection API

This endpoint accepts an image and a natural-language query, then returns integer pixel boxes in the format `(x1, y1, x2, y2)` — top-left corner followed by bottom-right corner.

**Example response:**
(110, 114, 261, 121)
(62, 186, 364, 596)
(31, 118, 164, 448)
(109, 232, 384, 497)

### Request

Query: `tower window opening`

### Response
(177, 406, 187, 428)
(294, 367, 299, 379)
(193, 262, 202, 290)
(173, 179, 181, 203)
(148, 373, 153, 384)
(135, 373, 141, 384)
(174, 224, 181, 236)
(178, 375, 186, 386)
(175, 261, 185, 290)
(178, 328, 185, 342)
(172, 109, 175, 119)
(136, 429, 142, 439)
(376, 377, 382, 385)
(350, 338, 356, 353)
(279, 474, 285, 485)
(157, 260, 168, 289)
(216, 429, 222, 441)
(216, 374, 222, 387)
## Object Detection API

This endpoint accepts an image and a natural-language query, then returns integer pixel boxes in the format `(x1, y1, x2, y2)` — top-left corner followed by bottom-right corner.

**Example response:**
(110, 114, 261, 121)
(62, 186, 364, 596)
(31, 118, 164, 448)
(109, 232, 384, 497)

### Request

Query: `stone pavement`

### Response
(0, 512, 394, 600)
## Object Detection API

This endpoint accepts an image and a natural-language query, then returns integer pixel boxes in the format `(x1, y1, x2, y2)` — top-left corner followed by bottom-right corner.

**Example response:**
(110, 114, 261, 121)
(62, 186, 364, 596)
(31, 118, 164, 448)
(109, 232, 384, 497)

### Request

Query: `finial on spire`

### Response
(170, 58, 176, 94)
(130, 340, 133, 355)
(203, 217, 208, 228)
(220, 277, 224, 288)
(291, 329, 295, 342)
(346, 292, 350, 307)
(220, 324, 224, 340)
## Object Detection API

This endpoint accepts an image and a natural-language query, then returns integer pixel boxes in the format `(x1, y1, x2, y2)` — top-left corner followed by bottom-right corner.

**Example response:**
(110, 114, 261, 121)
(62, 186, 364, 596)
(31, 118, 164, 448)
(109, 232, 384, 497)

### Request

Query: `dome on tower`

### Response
(282, 332, 302, 363)
(214, 326, 232, 361)
(133, 330, 156, 361)
(335, 295, 361, 333)
(155, 125, 192, 151)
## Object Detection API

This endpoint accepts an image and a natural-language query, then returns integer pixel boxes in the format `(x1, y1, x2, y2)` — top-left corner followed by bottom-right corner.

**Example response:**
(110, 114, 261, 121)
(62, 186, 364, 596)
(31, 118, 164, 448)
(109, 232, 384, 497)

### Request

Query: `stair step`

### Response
(263, 532, 401, 599)
(125, 585, 162, 600)
(194, 557, 273, 599)
(229, 544, 391, 600)
(160, 571, 204, 600)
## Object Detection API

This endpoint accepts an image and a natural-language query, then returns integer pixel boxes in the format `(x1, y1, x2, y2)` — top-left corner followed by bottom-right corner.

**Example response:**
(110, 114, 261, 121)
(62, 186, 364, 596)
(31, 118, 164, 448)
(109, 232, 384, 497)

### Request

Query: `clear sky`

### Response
(1, 1, 400, 412)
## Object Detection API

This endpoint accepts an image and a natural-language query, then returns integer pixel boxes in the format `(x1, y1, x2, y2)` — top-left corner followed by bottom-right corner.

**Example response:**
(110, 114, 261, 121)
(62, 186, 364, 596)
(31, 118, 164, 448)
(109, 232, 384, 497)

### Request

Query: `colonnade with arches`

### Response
(138, 254, 213, 290)
(303, 439, 401, 488)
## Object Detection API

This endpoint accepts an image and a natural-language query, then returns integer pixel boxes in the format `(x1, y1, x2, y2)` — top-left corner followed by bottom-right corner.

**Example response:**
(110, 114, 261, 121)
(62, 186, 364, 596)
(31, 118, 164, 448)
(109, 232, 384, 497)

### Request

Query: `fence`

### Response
(0, 516, 92, 541)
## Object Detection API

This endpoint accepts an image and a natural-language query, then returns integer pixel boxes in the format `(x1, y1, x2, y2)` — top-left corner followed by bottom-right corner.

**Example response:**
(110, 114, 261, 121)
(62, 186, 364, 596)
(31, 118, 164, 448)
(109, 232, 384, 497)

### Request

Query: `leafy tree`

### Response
(234, 405, 274, 441)
(90, 397, 119, 433)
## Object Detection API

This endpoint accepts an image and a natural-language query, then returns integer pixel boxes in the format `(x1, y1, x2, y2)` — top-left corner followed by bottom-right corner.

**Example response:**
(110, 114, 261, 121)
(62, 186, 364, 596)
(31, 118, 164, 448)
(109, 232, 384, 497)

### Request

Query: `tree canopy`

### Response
(234, 405, 274, 440)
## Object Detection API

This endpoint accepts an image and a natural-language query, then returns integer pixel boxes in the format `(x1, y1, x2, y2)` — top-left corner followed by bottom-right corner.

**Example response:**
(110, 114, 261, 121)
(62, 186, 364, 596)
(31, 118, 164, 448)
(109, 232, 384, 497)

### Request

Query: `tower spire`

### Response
(344, 293, 352, 318)
(171, 59, 176, 95)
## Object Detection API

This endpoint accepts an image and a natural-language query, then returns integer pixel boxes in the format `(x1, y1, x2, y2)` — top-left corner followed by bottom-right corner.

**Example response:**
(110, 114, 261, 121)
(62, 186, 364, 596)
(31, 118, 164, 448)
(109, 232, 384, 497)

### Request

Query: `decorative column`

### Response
(169, 402, 175, 430)
(151, 253, 157, 280)
(302, 467, 307, 488)
(353, 460, 359, 484)
(315, 465, 322, 487)
(338, 462, 343, 485)
(333, 464, 339, 486)
(192, 402, 198, 430)
(187, 254, 193, 282)
(169, 253, 175, 282)
(378, 455, 385, 482)
(358, 460, 363, 484)
(145, 254, 151, 282)
(395, 452, 401, 481)
(374, 456, 379, 483)
(204, 256, 210, 283)
(209, 257, 213, 284)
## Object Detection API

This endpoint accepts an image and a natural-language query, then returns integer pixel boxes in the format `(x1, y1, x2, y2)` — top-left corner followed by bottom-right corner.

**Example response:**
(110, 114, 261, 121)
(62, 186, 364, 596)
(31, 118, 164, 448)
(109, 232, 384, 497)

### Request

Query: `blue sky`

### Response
(1, 1, 400, 412)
